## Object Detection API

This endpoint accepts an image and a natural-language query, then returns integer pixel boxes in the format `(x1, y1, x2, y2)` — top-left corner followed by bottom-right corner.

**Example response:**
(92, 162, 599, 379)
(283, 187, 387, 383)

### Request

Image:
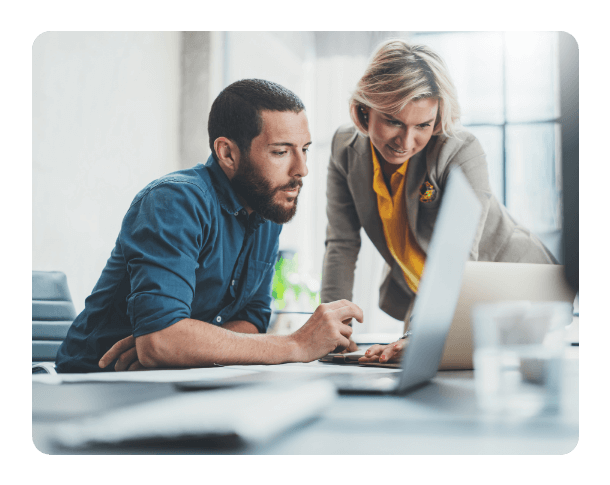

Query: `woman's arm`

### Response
(321, 132, 362, 304)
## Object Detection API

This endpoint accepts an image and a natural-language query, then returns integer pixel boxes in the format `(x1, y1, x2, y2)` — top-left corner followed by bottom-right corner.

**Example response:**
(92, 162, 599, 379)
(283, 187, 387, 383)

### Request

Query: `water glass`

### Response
(473, 301, 572, 417)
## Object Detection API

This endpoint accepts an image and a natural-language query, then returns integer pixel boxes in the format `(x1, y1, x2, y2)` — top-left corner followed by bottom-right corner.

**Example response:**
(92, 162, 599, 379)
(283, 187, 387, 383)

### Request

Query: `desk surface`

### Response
(32, 361, 578, 455)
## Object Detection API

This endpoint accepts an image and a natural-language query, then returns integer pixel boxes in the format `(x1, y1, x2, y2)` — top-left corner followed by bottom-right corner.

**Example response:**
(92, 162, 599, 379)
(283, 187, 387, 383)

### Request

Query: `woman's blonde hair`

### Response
(349, 39, 461, 137)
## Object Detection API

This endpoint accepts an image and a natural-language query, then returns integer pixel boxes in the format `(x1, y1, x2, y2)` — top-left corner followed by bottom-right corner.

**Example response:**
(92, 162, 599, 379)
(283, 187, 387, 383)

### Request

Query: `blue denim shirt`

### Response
(56, 156, 281, 373)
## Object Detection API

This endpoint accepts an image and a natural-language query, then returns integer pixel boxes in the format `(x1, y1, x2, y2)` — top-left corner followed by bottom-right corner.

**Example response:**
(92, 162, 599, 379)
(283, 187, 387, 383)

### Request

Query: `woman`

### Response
(320, 40, 556, 364)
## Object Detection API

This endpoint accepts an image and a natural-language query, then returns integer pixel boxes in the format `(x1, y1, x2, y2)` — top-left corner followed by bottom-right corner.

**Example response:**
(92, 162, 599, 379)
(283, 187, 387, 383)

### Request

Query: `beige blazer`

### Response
(321, 124, 557, 321)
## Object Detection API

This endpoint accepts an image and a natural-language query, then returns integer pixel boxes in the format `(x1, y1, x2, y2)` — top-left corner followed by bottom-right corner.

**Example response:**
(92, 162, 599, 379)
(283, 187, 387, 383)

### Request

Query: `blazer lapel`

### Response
(347, 135, 394, 266)
(405, 148, 428, 251)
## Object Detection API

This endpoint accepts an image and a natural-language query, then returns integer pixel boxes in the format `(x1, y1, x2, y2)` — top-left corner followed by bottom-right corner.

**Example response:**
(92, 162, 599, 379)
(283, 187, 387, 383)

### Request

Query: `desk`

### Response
(32, 361, 578, 455)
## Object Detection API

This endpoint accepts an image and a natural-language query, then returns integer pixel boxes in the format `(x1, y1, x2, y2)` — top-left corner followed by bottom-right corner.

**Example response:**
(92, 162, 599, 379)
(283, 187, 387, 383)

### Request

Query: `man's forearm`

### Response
(221, 320, 260, 334)
(136, 318, 300, 368)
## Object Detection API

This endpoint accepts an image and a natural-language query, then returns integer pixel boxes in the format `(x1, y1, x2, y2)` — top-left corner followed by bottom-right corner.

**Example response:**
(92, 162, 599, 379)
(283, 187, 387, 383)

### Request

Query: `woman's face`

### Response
(364, 98, 439, 165)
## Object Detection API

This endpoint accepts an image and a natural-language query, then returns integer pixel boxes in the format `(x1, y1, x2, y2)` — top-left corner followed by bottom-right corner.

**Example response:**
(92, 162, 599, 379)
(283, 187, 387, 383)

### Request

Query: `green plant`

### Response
(271, 253, 320, 310)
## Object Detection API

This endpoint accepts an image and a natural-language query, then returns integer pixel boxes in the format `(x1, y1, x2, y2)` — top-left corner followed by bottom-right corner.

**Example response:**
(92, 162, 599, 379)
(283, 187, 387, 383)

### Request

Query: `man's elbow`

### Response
(136, 319, 204, 369)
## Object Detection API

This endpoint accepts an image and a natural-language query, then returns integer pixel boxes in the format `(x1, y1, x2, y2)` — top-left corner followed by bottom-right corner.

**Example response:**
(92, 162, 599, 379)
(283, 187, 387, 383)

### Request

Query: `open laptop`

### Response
(438, 261, 577, 370)
(332, 262, 576, 373)
(331, 166, 482, 394)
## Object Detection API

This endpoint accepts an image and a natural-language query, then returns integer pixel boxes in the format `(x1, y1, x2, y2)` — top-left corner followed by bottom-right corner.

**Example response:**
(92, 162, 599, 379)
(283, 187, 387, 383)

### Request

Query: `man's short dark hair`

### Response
(208, 79, 305, 161)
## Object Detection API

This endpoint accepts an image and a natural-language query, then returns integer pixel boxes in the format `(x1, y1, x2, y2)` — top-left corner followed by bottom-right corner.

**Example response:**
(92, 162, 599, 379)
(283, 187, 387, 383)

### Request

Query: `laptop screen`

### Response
(397, 167, 482, 391)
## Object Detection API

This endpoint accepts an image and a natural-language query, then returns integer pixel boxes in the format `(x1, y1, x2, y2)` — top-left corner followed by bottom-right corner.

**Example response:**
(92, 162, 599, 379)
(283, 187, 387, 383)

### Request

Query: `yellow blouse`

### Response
(371, 142, 426, 293)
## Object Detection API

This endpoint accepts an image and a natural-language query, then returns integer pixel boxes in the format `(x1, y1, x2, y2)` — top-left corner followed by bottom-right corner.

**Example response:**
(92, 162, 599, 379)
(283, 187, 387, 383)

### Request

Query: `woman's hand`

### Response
(99, 335, 146, 371)
(358, 338, 407, 364)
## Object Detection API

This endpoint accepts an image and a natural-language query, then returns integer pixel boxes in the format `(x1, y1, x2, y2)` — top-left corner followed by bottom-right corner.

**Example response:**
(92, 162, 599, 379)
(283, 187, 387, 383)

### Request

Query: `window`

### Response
(412, 32, 563, 259)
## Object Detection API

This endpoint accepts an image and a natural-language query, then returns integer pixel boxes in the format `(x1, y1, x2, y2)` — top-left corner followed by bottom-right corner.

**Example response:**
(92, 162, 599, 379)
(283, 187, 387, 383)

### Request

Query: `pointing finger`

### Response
(332, 305, 363, 325)
(323, 300, 364, 324)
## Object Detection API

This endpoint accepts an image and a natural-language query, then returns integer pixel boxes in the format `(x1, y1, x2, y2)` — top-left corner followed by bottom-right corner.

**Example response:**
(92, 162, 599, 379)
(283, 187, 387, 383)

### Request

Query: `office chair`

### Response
(32, 271, 76, 373)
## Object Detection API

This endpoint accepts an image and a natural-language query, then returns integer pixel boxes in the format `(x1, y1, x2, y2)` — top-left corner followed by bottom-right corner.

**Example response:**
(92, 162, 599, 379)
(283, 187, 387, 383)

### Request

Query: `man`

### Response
(55, 79, 361, 373)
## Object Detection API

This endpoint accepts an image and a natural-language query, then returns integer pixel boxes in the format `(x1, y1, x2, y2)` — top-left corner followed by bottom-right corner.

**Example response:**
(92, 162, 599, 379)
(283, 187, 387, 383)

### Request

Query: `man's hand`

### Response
(99, 304, 362, 370)
(334, 337, 359, 354)
(358, 338, 408, 364)
(99, 335, 145, 371)
(289, 300, 363, 362)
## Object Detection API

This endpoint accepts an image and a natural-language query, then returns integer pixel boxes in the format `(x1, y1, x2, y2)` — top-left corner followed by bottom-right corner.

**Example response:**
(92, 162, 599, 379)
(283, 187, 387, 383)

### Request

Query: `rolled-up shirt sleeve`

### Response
(121, 181, 208, 337)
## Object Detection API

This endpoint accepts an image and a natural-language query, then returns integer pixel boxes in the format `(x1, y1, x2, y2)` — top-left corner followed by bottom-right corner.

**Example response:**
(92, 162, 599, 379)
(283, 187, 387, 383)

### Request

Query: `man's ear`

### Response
(214, 137, 241, 179)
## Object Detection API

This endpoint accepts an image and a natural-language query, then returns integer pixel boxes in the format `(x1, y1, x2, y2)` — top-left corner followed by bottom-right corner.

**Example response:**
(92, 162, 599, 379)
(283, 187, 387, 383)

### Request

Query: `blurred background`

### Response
(32, 31, 567, 337)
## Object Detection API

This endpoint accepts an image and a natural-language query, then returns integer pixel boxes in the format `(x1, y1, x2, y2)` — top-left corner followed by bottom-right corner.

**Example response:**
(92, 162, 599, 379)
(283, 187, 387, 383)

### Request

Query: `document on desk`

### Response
(51, 380, 336, 449)
(32, 362, 399, 388)
(229, 362, 402, 373)
(32, 366, 261, 385)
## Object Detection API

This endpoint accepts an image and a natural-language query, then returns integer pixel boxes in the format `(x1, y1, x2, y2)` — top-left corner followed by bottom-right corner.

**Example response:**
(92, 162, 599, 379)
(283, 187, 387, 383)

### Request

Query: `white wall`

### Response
(313, 33, 411, 335)
(220, 32, 318, 278)
(32, 32, 181, 312)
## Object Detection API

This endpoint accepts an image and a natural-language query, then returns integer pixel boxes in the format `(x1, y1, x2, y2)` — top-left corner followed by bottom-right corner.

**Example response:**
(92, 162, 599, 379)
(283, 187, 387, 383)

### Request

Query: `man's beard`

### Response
(230, 153, 303, 224)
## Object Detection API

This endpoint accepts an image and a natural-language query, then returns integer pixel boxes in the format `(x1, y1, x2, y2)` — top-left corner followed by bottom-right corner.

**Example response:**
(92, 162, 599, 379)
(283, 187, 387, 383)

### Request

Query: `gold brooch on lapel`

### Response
(419, 180, 437, 203)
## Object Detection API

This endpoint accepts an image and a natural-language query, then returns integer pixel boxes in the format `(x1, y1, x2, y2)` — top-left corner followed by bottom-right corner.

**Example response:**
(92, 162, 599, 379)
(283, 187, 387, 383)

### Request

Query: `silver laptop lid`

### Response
(396, 166, 482, 392)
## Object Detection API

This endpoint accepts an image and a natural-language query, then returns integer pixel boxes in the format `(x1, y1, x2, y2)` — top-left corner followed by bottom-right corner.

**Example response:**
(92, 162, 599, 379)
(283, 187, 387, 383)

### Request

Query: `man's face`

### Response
(231, 110, 311, 224)
(365, 98, 438, 165)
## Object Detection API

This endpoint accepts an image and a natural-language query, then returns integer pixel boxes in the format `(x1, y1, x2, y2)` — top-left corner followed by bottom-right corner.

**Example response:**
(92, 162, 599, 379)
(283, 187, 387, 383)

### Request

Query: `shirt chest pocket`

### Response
(241, 259, 273, 301)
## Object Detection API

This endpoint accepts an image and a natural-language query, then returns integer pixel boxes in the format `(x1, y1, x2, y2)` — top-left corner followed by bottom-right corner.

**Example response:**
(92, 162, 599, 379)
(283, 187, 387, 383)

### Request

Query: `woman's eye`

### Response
(418, 123, 431, 129)
(387, 119, 402, 126)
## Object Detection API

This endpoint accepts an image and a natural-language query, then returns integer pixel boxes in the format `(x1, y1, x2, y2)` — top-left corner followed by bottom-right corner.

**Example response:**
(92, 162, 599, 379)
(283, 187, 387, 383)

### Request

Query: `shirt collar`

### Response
(371, 141, 409, 175)
(371, 141, 409, 199)
(205, 155, 268, 225)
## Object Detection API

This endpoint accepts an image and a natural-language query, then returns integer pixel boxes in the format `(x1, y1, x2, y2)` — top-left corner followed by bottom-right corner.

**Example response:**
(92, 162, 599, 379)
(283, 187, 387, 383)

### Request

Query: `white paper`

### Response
(33, 366, 260, 384)
(32, 361, 400, 387)
(225, 362, 401, 374)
